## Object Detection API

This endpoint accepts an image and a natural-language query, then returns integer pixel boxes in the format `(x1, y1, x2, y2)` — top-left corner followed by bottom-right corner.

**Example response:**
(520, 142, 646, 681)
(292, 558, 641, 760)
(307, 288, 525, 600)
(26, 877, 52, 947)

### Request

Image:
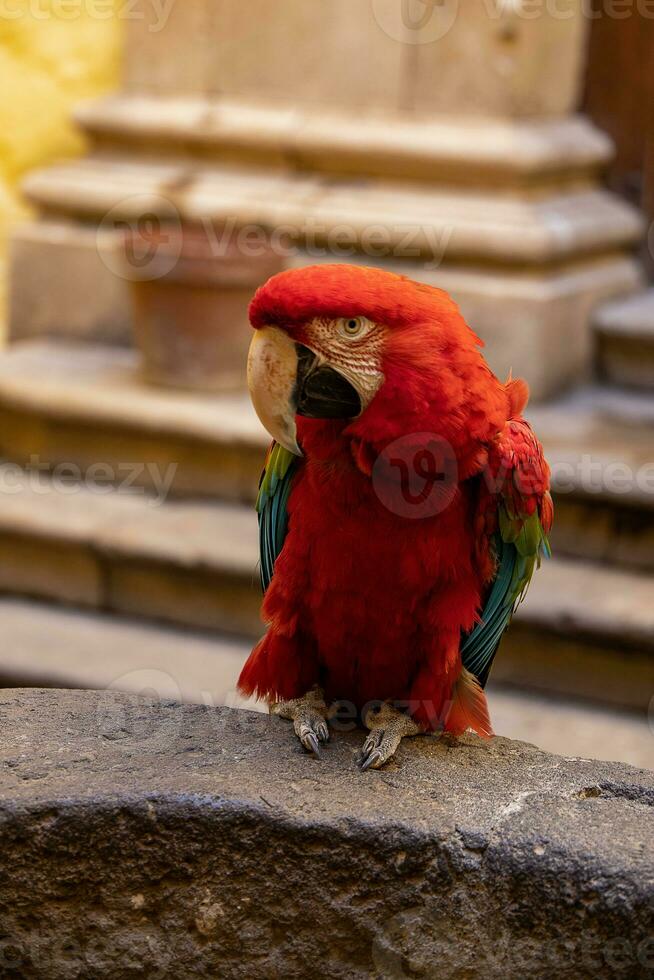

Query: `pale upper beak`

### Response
(247, 325, 362, 456)
(247, 326, 302, 455)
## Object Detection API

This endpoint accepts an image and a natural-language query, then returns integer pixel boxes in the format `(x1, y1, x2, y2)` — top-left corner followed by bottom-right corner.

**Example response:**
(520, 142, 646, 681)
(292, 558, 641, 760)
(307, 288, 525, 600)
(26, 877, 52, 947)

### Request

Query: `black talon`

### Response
(300, 730, 322, 756)
(316, 721, 330, 743)
(359, 749, 382, 772)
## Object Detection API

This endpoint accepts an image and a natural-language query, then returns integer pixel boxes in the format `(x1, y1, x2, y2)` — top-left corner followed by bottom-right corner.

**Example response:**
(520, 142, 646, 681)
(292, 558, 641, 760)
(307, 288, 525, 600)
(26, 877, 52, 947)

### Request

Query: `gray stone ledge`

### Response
(0, 689, 652, 979)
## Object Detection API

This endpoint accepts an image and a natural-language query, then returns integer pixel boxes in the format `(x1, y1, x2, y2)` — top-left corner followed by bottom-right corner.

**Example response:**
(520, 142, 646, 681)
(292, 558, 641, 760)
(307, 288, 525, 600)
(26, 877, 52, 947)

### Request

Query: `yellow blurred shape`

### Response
(0, 0, 122, 338)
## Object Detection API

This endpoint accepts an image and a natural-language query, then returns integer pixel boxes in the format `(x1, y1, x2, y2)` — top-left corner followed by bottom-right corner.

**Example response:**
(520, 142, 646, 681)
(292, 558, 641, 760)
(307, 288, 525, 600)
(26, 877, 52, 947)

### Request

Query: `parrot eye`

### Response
(337, 316, 370, 339)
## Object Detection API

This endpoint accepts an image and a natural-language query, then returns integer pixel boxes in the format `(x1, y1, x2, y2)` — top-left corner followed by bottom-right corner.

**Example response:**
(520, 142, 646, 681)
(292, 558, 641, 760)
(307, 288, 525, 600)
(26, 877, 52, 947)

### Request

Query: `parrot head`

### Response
(247, 264, 519, 468)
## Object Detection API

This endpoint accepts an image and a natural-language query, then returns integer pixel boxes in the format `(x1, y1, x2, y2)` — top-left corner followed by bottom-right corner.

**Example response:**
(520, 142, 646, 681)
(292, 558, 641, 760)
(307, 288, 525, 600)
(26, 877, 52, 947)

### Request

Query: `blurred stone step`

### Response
(0, 340, 267, 502)
(4, 344, 654, 572)
(0, 597, 649, 769)
(24, 156, 642, 268)
(503, 556, 654, 712)
(0, 463, 262, 636)
(19, 156, 643, 397)
(0, 596, 257, 711)
(529, 386, 654, 571)
(0, 459, 650, 709)
(76, 95, 614, 187)
(9, 221, 133, 347)
(594, 289, 654, 391)
(487, 685, 652, 771)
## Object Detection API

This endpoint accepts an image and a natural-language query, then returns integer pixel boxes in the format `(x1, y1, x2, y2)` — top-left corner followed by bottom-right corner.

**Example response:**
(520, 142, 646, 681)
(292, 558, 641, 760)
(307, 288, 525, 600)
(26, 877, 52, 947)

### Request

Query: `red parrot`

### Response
(238, 264, 552, 769)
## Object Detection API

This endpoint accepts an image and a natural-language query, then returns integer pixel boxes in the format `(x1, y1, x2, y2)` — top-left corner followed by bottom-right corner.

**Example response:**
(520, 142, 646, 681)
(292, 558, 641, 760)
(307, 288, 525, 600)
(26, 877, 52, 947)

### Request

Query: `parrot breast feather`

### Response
(255, 421, 552, 695)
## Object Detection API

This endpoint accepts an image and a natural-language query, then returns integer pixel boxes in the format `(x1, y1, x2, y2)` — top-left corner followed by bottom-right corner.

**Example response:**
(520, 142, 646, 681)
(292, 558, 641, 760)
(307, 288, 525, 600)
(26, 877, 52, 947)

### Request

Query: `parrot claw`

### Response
(357, 703, 422, 771)
(358, 748, 383, 771)
(269, 687, 330, 758)
(297, 725, 322, 757)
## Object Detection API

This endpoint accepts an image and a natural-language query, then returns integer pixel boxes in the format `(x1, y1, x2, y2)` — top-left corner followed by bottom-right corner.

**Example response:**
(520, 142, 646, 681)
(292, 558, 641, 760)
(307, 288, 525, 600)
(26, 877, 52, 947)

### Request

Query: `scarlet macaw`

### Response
(238, 264, 552, 770)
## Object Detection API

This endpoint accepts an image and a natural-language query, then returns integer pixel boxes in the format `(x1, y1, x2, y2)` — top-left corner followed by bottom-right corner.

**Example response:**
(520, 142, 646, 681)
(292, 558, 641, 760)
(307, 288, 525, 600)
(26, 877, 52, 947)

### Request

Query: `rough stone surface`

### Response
(0, 689, 652, 979)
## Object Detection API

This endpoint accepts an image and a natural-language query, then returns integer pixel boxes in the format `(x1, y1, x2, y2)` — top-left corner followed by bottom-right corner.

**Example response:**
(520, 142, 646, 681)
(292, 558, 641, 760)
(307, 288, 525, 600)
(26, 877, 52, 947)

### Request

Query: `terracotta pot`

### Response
(127, 225, 283, 392)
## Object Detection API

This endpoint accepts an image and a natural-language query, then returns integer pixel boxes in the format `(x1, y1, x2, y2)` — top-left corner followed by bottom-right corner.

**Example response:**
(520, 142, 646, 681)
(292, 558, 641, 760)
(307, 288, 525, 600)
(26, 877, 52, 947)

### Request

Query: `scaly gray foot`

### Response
(269, 686, 329, 757)
(357, 702, 421, 771)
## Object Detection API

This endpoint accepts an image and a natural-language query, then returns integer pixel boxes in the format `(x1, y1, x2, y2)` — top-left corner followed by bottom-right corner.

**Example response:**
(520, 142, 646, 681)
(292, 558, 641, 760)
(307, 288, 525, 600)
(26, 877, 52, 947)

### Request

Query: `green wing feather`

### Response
(461, 503, 550, 689)
(257, 442, 298, 592)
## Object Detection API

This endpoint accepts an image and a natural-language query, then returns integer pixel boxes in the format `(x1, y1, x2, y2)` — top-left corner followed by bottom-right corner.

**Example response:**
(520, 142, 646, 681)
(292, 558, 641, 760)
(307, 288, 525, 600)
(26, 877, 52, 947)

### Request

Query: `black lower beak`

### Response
(294, 343, 361, 420)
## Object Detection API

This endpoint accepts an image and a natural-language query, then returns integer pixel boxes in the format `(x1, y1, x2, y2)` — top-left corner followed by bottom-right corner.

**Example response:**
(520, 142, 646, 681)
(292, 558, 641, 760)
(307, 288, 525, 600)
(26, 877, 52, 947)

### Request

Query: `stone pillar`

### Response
(9, 0, 644, 397)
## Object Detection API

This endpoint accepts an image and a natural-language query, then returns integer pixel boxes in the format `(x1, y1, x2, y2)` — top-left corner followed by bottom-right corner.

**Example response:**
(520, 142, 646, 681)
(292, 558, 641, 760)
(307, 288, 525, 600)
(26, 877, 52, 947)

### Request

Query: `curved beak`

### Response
(248, 326, 302, 456)
(247, 326, 362, 456)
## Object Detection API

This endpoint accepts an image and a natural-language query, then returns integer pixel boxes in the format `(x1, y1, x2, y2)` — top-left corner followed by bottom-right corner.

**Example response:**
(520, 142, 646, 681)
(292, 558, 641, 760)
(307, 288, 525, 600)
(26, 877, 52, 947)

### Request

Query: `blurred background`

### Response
(0, 0, 652, 768)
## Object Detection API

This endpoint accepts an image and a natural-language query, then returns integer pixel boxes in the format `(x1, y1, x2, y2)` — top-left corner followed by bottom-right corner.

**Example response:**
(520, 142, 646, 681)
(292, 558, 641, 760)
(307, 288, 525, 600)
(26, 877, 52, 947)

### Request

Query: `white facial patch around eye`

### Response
(304, 316, 386, 411)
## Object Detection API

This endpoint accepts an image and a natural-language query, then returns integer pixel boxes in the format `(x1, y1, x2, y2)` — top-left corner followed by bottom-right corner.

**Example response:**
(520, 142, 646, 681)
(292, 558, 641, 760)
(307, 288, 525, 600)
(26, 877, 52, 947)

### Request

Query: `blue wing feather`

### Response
(461, 529, 547, 689)
(460, 535, 520, 689)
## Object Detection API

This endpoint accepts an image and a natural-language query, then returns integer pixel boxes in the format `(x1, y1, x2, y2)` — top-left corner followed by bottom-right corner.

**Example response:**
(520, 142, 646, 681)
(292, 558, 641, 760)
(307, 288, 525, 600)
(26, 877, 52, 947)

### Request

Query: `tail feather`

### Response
(445, 667, 494, 739)
(505, 376, 529, 417)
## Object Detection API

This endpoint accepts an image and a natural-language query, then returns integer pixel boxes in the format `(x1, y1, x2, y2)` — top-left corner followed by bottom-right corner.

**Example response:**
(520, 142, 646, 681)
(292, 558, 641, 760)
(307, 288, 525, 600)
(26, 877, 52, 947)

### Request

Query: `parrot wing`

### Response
(256, 441, 299, 592)
(461, 418, 553, 688)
